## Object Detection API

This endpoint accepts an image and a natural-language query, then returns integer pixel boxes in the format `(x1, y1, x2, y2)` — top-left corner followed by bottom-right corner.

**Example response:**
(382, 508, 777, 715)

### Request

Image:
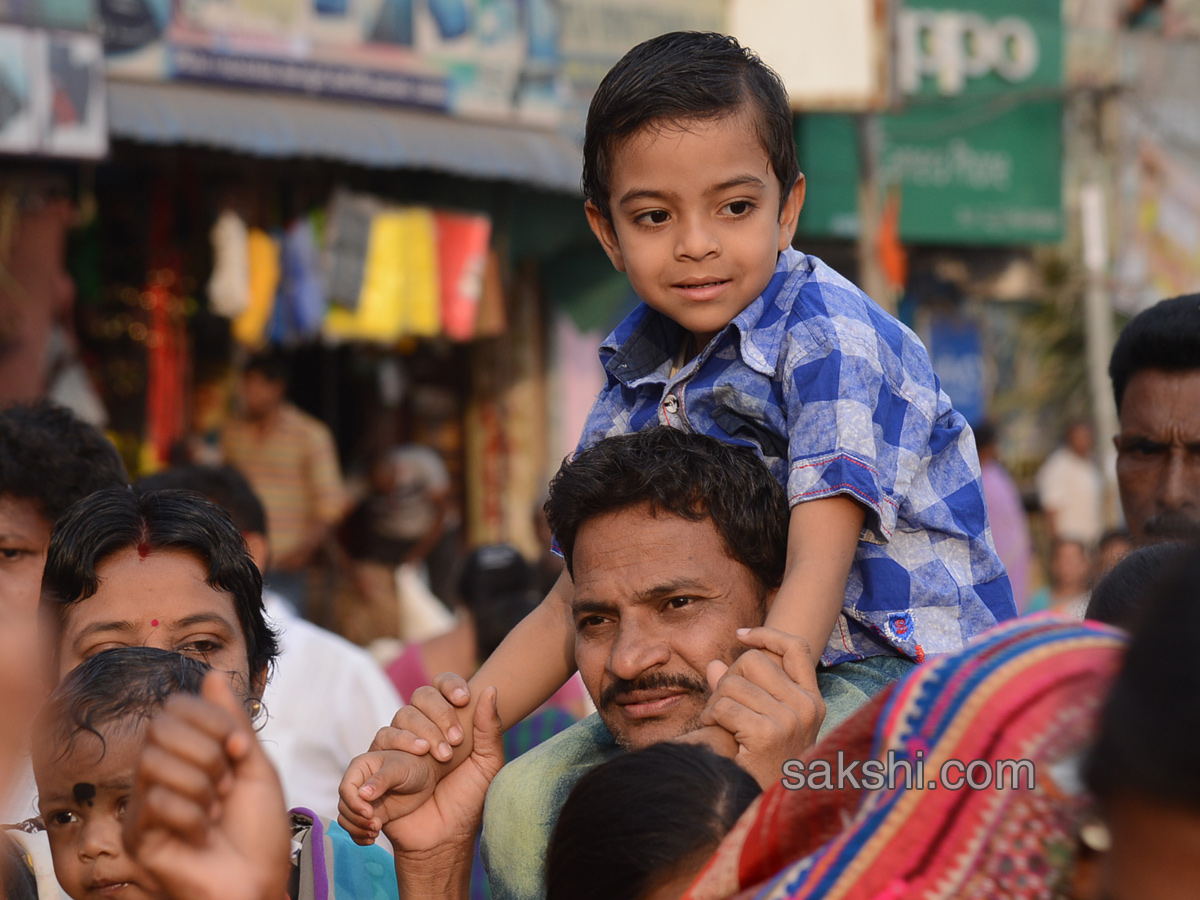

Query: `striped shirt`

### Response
(223, 403, 345, 559)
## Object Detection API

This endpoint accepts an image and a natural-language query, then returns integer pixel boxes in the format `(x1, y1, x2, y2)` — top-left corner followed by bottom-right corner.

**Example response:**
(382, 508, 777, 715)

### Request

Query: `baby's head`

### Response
(33, 647, 209, 900)
(582, 32, 803, 351)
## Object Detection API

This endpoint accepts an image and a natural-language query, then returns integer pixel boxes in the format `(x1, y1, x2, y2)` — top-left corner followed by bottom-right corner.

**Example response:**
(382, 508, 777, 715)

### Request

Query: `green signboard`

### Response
(797, 0, 1064, 246)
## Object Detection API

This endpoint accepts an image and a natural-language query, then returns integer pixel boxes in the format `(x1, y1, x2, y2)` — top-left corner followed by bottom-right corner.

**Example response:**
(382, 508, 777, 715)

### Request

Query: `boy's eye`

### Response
(47, 810, 79, 827)
(723, 200, 754, 216)
(0, 547, 32, 562)
(636, 210, 670, 226)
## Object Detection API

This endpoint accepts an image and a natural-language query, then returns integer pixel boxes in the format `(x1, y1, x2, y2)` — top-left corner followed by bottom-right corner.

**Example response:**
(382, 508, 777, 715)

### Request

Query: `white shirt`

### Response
(258, 593, 403, 820)
(1036, 447, 1105, 546)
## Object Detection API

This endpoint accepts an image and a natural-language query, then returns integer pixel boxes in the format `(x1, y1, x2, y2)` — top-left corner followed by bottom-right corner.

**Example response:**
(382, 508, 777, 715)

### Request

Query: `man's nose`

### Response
(607, 620, 670, 682)
(673, 214, 719, 262)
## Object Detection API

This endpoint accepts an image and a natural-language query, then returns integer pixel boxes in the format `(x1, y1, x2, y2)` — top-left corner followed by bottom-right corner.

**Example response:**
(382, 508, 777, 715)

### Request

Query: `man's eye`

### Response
(0, 548, 30, 562)
(576, 616, 607, 631)
(667, 597, 694, 610)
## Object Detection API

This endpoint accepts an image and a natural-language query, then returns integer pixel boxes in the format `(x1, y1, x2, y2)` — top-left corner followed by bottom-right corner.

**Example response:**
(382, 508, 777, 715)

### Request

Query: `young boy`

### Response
(339, 30, 1014, 842)
(31, 648, 209, 900)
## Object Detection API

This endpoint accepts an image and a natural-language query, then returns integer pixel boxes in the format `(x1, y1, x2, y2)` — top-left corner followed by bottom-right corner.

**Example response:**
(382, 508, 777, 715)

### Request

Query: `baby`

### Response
(32, 648, 208, 900)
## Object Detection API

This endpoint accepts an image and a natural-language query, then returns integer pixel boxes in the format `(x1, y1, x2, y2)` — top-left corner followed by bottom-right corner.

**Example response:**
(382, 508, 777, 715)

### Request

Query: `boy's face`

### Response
(35, 727, 164, 900)
(586, 110, 805, 352)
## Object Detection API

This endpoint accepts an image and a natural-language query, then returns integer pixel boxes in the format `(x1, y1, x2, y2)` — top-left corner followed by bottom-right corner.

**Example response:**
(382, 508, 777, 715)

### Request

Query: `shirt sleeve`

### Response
(307, 424, 347, 525)
(782, 325, 933, 545)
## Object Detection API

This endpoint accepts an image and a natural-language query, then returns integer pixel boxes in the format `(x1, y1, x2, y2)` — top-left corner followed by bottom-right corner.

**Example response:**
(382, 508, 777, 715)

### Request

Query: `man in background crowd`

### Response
(1037, 419, 1105, 547)
(976, 422, 1033, 612)
(1109, 293, 1200, 543)
(0, 401, 128, 821)
(222, 351, 346, 615)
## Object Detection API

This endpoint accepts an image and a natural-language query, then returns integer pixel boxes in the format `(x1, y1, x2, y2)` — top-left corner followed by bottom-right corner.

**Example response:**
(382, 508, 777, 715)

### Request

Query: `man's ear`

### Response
(585, 201, 627, 273)
(777, 173, 807, 252)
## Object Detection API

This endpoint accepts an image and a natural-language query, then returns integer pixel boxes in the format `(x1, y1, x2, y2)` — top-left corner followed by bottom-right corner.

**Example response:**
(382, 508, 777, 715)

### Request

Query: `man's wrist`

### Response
(394, 844, 474, 900)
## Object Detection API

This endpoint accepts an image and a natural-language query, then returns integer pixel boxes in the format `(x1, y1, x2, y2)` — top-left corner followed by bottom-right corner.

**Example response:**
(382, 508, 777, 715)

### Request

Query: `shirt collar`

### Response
(600, 248, 807, 384)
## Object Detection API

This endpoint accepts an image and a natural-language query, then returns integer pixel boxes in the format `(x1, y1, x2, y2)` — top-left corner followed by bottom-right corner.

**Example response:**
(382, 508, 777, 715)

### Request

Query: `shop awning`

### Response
(106, 80, 583, 194)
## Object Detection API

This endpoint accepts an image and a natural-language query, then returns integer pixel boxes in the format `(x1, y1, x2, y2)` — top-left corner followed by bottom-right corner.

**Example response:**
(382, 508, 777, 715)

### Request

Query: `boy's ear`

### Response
(777, 173, 807, 252)
(585, 201, 627, 273)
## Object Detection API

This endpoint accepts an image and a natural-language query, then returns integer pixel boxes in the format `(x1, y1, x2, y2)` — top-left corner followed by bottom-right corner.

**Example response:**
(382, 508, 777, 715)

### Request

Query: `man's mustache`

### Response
(599, 671, 709, 711)
(1143, 512, 1200, 539)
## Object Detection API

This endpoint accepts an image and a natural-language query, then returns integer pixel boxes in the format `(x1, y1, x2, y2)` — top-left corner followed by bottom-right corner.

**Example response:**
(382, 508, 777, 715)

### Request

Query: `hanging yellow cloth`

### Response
(324, 206, 440, 343)
(232, 228, 280, 348)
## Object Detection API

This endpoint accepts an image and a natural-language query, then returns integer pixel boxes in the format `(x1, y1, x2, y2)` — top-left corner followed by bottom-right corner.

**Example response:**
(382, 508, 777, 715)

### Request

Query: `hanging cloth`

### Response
(233, 227, 280, 348)
(435, 210, 490, 342)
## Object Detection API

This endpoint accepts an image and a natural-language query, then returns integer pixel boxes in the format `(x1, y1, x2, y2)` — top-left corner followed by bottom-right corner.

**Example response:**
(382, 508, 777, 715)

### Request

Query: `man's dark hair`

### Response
(0, 401, 128, 524)
(582, 31, 799, 222)
(1086, 540, 1190, 629)
(136, 465, 268, 536)
(34, 647, 208, 760)
(1109, 293, 1200, 412)
(40, 488, 278, 682)
(1086, 542, 1200, 808)
(244, 349, 290, 384)
(546, 743, 760, 900)
(545, 427, 788, 591)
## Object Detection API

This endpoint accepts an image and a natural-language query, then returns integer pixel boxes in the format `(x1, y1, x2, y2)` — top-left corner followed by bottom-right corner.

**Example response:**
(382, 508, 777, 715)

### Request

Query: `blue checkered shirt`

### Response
(577, 249, 1015, 665)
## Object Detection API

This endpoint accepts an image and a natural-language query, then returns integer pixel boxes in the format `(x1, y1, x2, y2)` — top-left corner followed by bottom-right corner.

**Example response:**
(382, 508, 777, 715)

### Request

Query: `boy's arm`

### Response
(765, 496, 865, 665)
(337, 571, 576, 843)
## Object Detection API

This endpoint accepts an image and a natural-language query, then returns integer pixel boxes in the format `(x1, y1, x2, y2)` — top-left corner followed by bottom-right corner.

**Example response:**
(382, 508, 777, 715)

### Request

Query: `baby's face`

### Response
(35, 727, 164, 900)
(586, 108, 804, 353)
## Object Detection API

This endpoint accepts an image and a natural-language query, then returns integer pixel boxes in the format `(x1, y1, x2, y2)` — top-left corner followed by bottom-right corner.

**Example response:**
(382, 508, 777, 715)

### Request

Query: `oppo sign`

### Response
(897, 10, 1040, 96)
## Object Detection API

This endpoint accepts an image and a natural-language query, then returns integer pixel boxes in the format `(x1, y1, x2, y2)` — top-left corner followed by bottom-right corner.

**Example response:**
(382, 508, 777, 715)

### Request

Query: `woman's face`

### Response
(54, 547, 262, 698)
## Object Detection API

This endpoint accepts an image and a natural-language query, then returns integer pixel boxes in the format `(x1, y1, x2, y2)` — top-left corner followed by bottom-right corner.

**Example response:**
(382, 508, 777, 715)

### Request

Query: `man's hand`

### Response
(678, 627, 825, 788)
(336, 674, 473, 845)
(124, 672, 291, 900)
(387, 688, 506, 900)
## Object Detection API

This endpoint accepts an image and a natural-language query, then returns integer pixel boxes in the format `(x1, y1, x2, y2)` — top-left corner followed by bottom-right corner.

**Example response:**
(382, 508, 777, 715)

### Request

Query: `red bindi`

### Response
(137, 541, 151, 559)
(150, 619, 159, 627)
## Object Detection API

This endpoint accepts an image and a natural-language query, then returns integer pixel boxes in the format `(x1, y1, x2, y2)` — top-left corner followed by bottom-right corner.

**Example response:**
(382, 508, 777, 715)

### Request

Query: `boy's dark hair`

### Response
(35, 647, 208, 760)
(136, 465, 268, 536)
(1085, 542, 1200, 808)
(40, 488, 279, 681)
(546, 743, 761, 900)
(0, 401, 128, 523)
(545, 427, 788, 591)
(1109, 293, 1200, 412)
(1085, 540, 1190, 629)
(244, 349, 290, 384)
(582, 31, 799, 222)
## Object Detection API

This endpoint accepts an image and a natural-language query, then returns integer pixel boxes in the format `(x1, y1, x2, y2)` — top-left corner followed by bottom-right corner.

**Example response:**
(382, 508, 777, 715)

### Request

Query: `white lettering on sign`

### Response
(883, 138, 1013, 191)
(897, 10, 1039, 96)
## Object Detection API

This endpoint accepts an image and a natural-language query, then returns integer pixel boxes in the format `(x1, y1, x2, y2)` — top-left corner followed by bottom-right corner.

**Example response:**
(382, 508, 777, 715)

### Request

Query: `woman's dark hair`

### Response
(1086, 542, 1200, 809)
(546, 743, 761, 900)
(1085, 540, 1190, 629)
(34, 647, 209, 760)
(1109, 293, 1200, 412)
(582, 31, 799, 223)
(546, 427, 788, 591)
(40, 488, 279, 683)
(0, 401, 128, 523)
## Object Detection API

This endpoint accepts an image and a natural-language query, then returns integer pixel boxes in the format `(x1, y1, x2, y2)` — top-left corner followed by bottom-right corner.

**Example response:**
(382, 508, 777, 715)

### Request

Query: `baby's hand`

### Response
(335, 674, 475, 845)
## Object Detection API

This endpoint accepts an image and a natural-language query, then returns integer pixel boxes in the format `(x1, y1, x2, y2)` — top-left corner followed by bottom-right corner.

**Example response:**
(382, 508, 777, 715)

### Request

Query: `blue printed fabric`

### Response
(577, 249, 1016, 665)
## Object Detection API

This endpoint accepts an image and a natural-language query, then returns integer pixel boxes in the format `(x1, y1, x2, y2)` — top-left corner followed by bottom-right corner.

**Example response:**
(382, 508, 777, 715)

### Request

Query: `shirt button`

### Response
(663, 395, 679, 414)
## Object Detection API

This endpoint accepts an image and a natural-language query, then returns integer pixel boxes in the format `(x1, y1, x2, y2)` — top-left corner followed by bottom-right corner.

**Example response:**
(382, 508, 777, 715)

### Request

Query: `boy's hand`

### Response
(336, 674, 474, 845)
(676, 628, 825, 787)
(124, 672, 291, 900)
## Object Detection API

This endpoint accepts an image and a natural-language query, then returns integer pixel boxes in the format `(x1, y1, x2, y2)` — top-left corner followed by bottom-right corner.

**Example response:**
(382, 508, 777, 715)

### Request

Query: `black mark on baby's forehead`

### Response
(73, 783, 96, 807)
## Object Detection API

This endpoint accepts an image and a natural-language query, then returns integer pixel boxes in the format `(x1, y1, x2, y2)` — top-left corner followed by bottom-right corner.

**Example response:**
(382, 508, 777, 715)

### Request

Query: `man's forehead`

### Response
(1120, 369, 1200, 434)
